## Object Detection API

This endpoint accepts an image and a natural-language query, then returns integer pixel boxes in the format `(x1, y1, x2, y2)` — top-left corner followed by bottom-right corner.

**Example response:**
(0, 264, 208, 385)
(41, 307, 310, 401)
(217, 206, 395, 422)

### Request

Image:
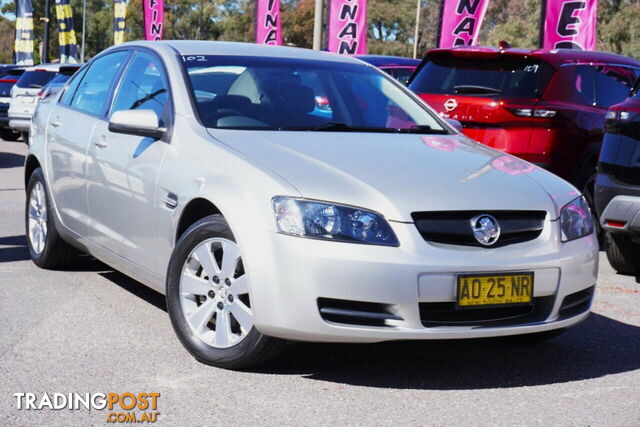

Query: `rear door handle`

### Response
(94, 135, 108, 148)
(50, 117, 62, 127)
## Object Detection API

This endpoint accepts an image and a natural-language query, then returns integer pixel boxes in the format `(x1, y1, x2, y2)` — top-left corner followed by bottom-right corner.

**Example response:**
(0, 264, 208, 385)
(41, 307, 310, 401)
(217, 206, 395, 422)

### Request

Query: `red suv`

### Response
(409, 46, 640, 203)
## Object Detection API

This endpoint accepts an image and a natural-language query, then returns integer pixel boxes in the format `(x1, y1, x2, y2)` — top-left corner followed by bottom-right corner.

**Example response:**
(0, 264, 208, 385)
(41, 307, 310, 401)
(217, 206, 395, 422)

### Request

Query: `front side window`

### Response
(111, 51, 170, 121)
(70, 51, 128, 116)
(182, 55, 447, 134)
(60, 66, 89, 105)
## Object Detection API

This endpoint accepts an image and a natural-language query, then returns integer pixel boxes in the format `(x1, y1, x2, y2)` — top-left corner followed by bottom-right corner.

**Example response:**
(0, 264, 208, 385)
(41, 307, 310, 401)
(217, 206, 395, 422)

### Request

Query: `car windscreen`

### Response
(17, 70, 57, 89)
(410, 58, 553, 98)
(182, 55, 448, 134)
(0, 80, 17, 97)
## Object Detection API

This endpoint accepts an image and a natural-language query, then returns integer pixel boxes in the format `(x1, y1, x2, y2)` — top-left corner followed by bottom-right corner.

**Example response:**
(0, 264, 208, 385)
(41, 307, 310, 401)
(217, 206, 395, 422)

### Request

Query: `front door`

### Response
(86, 50, 171, 273)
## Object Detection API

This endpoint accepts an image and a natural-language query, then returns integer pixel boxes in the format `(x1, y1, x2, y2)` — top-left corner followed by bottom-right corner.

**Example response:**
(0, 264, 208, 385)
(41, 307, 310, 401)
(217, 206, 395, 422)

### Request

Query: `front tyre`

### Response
(166, 214, 284, 369)
(25, 168, 77, 268)
(604, 232, 638, 276)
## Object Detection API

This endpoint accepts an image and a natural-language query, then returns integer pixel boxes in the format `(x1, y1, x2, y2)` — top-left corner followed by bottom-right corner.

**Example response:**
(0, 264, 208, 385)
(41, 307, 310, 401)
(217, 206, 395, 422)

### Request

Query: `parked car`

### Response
(0, 67, 26, 141)
(8, 64, 63, 142)
(356, 55, 421, 85)
(27, 41, 597, 369)
(409, 46, 640, 210)
(37, 65, 82, 102)
(595, 79, 640, 278)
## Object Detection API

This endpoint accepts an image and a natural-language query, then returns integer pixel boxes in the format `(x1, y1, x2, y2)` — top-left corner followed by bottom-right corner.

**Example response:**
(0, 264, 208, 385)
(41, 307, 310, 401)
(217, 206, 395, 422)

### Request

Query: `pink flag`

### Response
(541, 0, 597, 50)
(438, 0, 490, 48)
(143, 0, 164, 41)
(256, 0, 282, 45)
(327, 0, 367, 55)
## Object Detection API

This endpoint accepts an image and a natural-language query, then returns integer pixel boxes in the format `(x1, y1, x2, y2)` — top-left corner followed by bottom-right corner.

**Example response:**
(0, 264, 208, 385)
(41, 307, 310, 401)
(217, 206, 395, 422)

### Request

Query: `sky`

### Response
(1, 0, 14, 20)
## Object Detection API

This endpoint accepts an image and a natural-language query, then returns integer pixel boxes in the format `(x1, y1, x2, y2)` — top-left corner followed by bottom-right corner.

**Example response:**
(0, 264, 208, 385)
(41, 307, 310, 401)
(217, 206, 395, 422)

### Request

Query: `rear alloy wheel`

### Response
(25, 168, 77, 268)
(166, 215, 284, 369)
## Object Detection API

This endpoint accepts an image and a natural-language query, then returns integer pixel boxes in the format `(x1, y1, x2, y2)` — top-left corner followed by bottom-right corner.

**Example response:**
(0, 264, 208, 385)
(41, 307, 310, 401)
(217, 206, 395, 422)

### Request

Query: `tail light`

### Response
(315, 96, 332, 111)
(606, 110, 640, 122)
(507, 108, 557, 118)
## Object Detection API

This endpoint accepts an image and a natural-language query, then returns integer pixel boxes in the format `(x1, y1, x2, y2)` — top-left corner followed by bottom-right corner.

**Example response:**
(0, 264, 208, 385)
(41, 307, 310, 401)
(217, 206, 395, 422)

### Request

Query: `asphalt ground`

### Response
(0, 138, 639, 426)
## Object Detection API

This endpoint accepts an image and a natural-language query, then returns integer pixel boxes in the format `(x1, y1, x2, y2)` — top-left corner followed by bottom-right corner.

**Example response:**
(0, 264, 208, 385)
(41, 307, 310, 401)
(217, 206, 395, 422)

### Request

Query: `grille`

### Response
(420, 296, 554, 327)
(412, 210, 547, 247)
(318, 298, 402, 327)
(558, 286, 594, 319)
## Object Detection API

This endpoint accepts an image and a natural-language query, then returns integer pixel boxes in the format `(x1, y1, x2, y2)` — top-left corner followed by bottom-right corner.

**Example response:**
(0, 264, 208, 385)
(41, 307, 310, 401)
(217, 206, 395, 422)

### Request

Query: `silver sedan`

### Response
(26, 41, 598, 369)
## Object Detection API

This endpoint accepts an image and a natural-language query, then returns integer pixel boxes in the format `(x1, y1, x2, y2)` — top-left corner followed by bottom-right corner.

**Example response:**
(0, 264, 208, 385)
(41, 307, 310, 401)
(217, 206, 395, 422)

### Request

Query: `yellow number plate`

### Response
(456, 272, 534, 308)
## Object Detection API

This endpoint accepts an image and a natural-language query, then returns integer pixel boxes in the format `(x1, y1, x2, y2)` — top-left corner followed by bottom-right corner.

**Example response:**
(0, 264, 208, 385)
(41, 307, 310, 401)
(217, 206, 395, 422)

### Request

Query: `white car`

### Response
(26, 41, 598, 369)
(8, 63, 63, 141)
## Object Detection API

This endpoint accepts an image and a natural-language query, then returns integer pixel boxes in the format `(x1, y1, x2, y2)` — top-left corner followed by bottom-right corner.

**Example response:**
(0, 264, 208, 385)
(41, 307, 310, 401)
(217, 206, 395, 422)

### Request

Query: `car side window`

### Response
(594, 66, 636, 108)
(70, 51, 129, 116)
(110, 51, 170, 122)
(60, 66, 88, 105)
(573, 65, 596, 106)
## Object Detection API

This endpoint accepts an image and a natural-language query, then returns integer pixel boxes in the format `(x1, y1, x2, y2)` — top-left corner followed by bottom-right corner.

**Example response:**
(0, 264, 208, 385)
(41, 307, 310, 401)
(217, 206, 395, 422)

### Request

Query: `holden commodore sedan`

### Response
(26, 41, 598, 369)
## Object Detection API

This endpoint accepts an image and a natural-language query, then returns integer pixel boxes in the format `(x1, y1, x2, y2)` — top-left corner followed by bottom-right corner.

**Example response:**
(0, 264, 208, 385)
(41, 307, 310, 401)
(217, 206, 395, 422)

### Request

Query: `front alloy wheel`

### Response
(166, 214, 284, 369)
(180, 238, 253, 348)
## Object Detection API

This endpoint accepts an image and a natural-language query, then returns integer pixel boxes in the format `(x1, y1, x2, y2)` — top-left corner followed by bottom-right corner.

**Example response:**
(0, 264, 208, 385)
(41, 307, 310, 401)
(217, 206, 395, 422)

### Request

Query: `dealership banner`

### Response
(14, 0, 34, 65)
(114, 0, 126, 45)
(255, 0, 282, 45)
(438, 0, 490, 48)
(55, 0, 79, 63)
(541, 0, 597, 50)
(143, 0, 164, 40)
(327, 0, 367, 55)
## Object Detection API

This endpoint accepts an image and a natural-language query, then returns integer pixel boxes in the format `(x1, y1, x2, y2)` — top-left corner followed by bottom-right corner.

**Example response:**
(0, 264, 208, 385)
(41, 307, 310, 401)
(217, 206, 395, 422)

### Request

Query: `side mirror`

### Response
(108, 109, 165, 139)
(445, 118, 463, 133)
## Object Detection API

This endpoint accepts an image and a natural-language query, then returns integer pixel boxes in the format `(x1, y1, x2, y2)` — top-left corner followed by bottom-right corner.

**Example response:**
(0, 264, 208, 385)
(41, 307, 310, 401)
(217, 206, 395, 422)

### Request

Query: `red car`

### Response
(409, 45, 640, 203)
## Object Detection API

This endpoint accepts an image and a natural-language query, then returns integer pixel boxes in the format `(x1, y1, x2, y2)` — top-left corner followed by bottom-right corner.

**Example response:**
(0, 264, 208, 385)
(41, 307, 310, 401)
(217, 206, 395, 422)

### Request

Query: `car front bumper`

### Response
(8, 117, 30, 132)
(247, 220, 599, 343)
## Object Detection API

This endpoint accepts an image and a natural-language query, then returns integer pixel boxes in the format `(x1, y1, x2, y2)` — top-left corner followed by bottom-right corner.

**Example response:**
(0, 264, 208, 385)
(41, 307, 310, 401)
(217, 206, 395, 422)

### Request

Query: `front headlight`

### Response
(560, 196, 594, 242)
(272, 197, 399, 246)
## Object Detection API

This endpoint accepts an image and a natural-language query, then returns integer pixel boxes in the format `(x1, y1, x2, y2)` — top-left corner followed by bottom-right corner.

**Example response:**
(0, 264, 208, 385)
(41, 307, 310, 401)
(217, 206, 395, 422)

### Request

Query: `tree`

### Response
(0, 16, 14, 63)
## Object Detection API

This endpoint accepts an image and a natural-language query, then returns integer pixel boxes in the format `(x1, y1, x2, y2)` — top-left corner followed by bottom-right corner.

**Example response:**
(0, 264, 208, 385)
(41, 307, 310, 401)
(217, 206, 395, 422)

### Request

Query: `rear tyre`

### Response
(604, 232, 638, 276)
(166, 214, 285, 369)
(0, 128, 20, 141)
(576, 161, 601, 241)
(25, 168, 78, 269)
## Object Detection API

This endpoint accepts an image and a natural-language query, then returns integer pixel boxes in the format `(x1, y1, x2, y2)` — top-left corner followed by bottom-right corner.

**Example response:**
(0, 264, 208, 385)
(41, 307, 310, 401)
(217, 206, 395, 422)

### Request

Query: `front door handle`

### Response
(94, 135, 108, 148)
(50, 117, 62, 127)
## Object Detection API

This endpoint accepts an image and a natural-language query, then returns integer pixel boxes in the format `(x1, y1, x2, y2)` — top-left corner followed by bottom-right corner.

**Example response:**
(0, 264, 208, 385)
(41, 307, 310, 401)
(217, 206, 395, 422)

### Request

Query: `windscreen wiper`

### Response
(453, 85, 502, 94)
(279, 122, 397, 133)
(398, 125, 449, 134)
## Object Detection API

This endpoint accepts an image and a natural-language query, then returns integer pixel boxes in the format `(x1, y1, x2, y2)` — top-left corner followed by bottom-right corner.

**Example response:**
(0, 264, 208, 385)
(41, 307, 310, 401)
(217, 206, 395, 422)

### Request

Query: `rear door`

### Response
(86, 50, 171, 272)
(47, 51, 129, 237)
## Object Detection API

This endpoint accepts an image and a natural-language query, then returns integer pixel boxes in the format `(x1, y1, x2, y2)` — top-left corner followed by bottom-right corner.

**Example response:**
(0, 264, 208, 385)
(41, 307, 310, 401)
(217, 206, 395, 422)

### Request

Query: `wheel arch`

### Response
(24, 154, 42, 188)
(175, 197, 222, 242)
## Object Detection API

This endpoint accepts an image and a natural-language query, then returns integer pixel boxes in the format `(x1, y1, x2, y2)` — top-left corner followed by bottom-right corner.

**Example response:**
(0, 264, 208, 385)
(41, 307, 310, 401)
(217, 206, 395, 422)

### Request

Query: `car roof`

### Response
(23, 63, 69, 72)
(112, 40, 363, 65)
(426, 46, 640, 68)
(356, 55, 421, 67)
